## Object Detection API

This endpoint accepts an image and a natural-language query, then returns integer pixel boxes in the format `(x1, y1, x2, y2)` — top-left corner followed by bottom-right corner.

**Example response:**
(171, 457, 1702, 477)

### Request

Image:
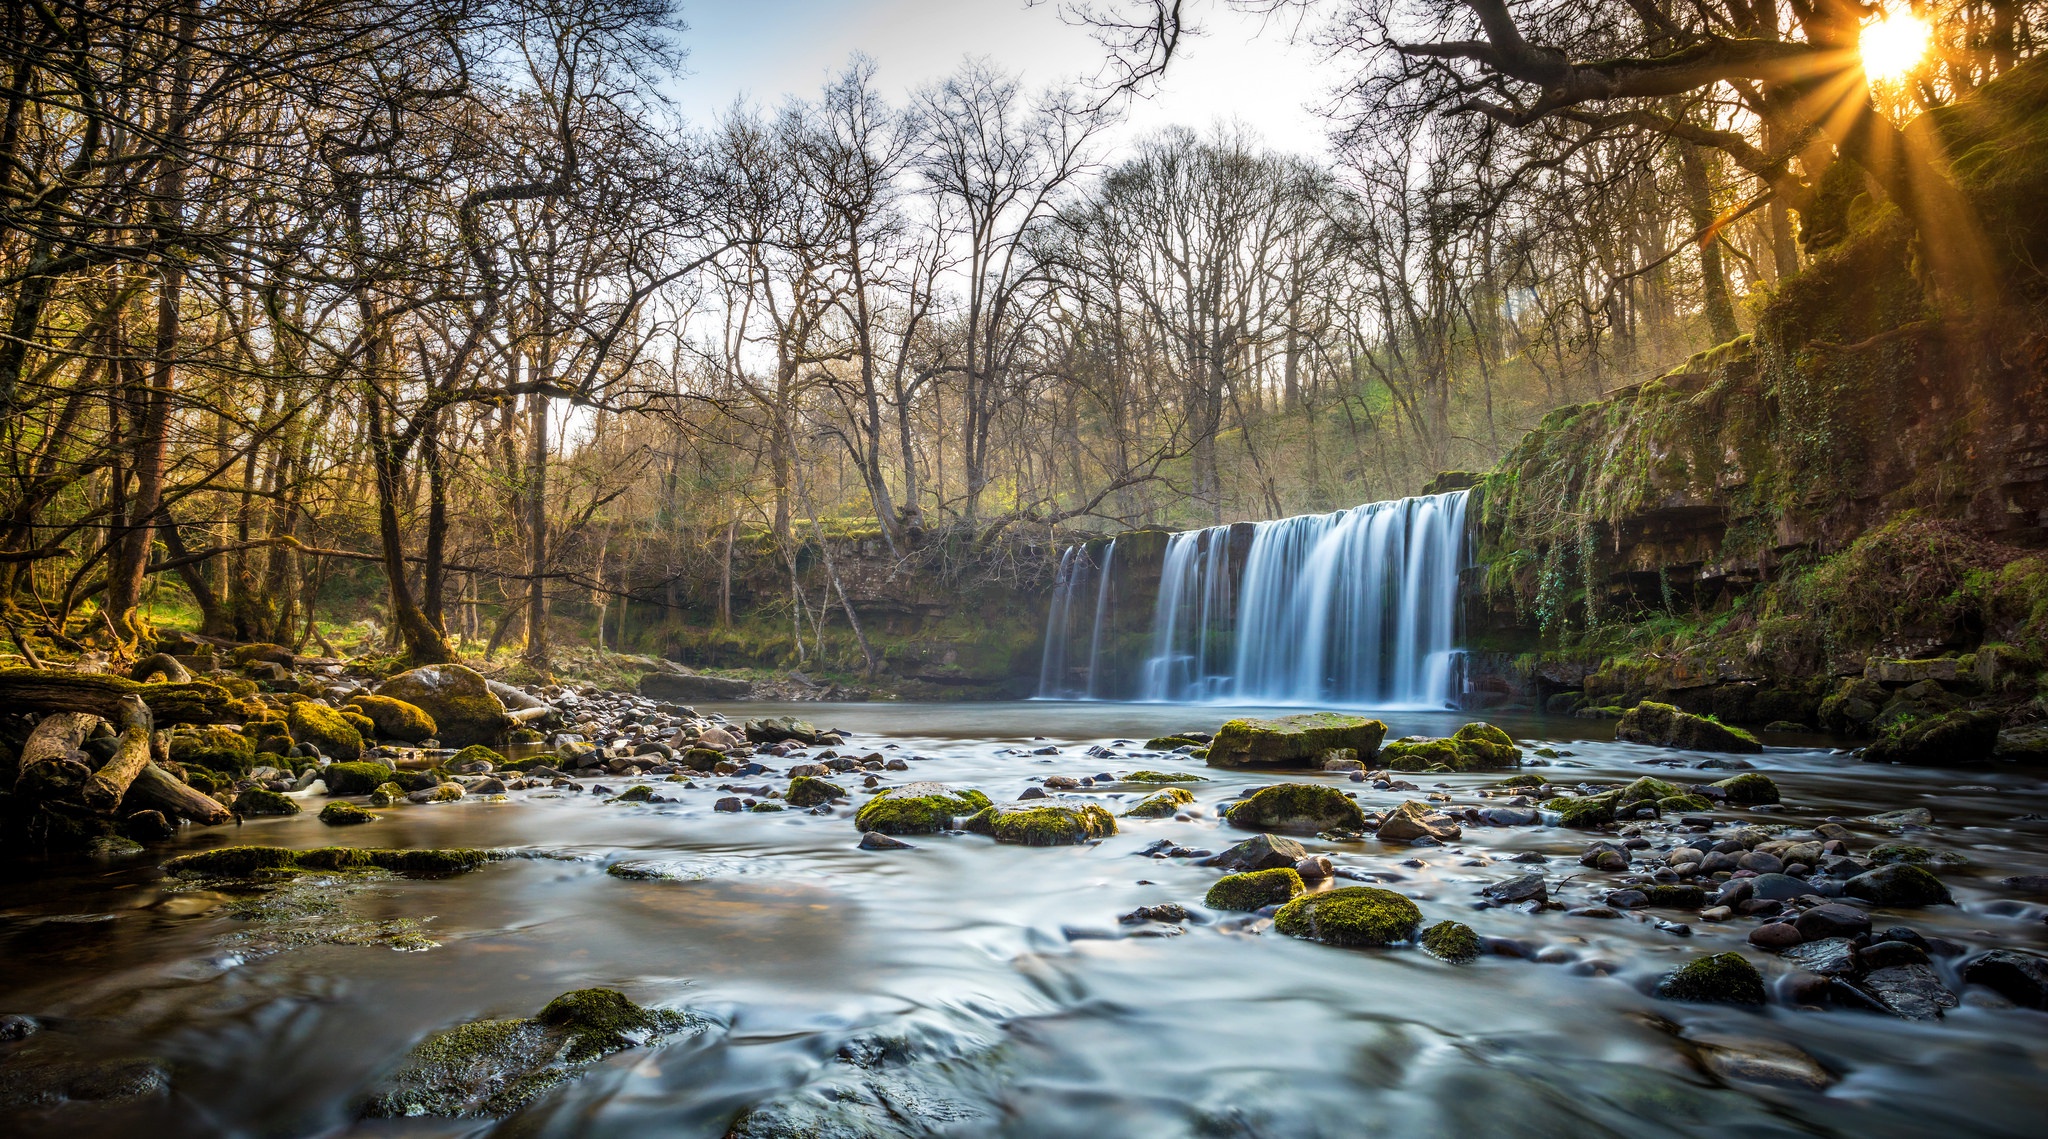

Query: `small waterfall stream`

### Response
(1035, 538, 1118, 699)
(1038, 489, 1470, 707)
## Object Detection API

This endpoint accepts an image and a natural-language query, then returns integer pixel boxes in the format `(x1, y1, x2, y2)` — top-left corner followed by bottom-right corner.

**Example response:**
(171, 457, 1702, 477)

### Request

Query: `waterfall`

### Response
(1034, 539, 1117, 698)
(1040, 489, 1471, 706)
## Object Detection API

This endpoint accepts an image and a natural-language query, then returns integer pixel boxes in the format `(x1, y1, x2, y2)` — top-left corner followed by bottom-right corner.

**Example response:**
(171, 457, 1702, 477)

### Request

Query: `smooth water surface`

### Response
(3, 701, 2045, 1137)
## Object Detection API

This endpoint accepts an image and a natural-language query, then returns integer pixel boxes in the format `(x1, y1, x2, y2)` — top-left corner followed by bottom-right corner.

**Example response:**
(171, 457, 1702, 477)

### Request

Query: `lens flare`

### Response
(1861, 6, 1933, 84)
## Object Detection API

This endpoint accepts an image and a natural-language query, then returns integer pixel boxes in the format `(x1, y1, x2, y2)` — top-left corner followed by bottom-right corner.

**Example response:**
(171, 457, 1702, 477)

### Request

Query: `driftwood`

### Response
(17, 712, 97, 789)
(122, 762, 232, 826)
(129, 653, 193, 684)
(0, 668, 237, 724)
(83, 696, 154, 811)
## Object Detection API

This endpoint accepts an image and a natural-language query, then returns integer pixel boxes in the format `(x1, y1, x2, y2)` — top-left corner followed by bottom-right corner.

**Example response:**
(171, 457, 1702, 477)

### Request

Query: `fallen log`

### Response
(0, 668, 237, 724)
(129, 653, 193, 684)
(83, 696, 154, 812)
(17, 711, 97, 791)
(122, 761, 232, 827)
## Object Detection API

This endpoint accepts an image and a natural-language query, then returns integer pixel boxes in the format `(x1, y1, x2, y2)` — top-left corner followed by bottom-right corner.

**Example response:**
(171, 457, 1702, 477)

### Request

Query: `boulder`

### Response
(963, 802, 1117, 846)
(1420, 920, 1481, 963)
(345, 694, 437, 742)
(1992, 724, 2048, 762)
(1841, 964, 1958, 1019)
(1273, 886, 1421, 947)
(852, 783, 990, 835)
(286, 702, 363, 762)
(1656, 952, 1765, 1005)
(1615, 701, 1762, 753)
(376, 665, 513, 747)
(1121, 787, 1195, 817)
(1861, 710, 2002, 765)
(1206, 713, 1387, 769)
(1380, 721, 1523, 772)
(638, 672, 753, 702)
(784, 776, 845, 807)
(1224, 783, 1367, 834)
(1199, 833, 1309, 872)
(1204, 867, 1304, 911)
(1376, 799, 1462, 842)
(1844, 864, 1953, 907)
(1961, 949, 2048, 1009)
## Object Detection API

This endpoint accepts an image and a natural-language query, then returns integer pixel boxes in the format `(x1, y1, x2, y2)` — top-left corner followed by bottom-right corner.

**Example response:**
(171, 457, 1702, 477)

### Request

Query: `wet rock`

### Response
(1375, 799, 1462, 843)
(1580, 841, 1628, 871)
(1993, 724, 2048, 761)
(785, 775, 846, 807)
(1420, 920, 1481, 963)
(1781, 937, 1858, 975)
(1121, 787, 1196, 818)
(1293, 854, 1333, 880)
(1748, 923, 1803, 949)
(1274, 886, 1421, 947)
(319, 801, 377, 826)
(964, 802, 1117, 846)
(234, 787, 301, 816)
(1857, 940, 1931, 970)
(713, 796, 743, 812)
(1861, 807, 1933, 828)
(1736, 851, 1783, 874)
(1844, 864, 1953, 907)
(1616, 702, 1762, 753)
(1655, 952, 1766, 1005)
(120, 809, 175, 843)
(1862, 709, 2001, 765)
(1206, 713, 1388, 769)
(857, 831, 914, 851)
(1961, 949, 2048, 1009)
(1710, 773, 1781, 805)
(1120, 903, 1189, 925)
(1205, 867, 1305, 911)
(1747, 873, 1809, 902)
(1794, 903, 1871, 941)
(1688, 1033, 1833, 1090)
(1841, 964, 1959, 1020)
(407, 782, 464, 805)
(1199, 833, 1309, 873)
(0, 1014, 35, 1041)
(377, 664, 514, 747)
(1606, 889, 1650, 909)
(0, 1054, 169, 1109)
(1482, 874, 1548, 905)
(1478, 806, 1541, 826)
(1223, 783, 1367, 834)
(853, 783, 991, 835)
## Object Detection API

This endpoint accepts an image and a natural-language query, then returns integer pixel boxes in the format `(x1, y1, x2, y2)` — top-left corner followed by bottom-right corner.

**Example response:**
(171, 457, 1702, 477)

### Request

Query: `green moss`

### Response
(341, 710, 378, 739)
(370, 781, 405, 807)
(162, 845, 497, 877)
(287, 701, 364, 762)
(509, 727, 545, 744)
(1844, 863, 1954, 905)
(678, 747, 725, 773)
(1489, 773, 1549, 789)
(450, 745, 506, 768)
(1863, 709, 2002, 765)
(1617, 777, 1686, 805)
(963, 803, 1118, 846)
(346, 694, 438, 742)
(182, 765, 227, 794)
(1273, 886, 1422, 947)
(1420, 920, 1481, 963)
(1123, 770, 1208, 783)
(1381, 738, 1461, 771)
(1450, 721, 1522, 767)
(323, 761, 395, 795)
(1867, 843, 1967, 867)
(1144, 735, 1207, 751)
(375, 664, 513, 748)
(1225, 783, 1368, 834)
(319, 801, 377, 826)
(1121, 787, 1195, 817)
(852, 784, 992, 835)
(1542, 790, 1619, 828)
(1616, 702, 1761, 753)
(1208, 713, 1388, 769)
(1710, 773, 1781, 805)
(235, 787, 301, 816)
(1655, 952, 1765, 1005)
(1658, 794, 1715, 813)
(611, 785, 655, 803)
(1204, 867, 1305, 911)
(169, 726, 256, 775)
(785, 775, 846, 807)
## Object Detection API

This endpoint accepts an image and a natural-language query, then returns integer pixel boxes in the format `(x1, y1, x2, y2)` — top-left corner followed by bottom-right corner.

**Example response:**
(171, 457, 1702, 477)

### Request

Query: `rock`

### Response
(1478, 806, 1541, 826)
(0, 1055, 169, 1109)
(963, 802, 1117, 846)
(1482, 873, 1548, 905)
(1709, 773, 1780, 805)
(286, 702, 363, 763)
(1375, 799, 1462, 843)
(1206, 713, 1387, 769)
(1794, 904, 1871, 941)
(1420, 920, 1481, 963)
(168, 725, 257, 774)
(234, 787, 300, 816)
(377, 664, 513, 747)
(744, 715, 823, 745)
(1580, 841, 1629, 871)
(858, 831, 914, 851)
(163, 845, 495, 876)
(2000, 874, 2048, 895)
(1863, 709, 2001, 765)
(121, 809, 175, 842)
(1380, 722, 1523, 772)
(1748, 923, 1803, 949)
(1615, 701, 1762, 753)
(1205, 867, 1306, 911)
(784, 776, 846, 807)
(1993, 724, 2048, 761)
(1273, 886, 1421, 947)
(1781, 937, 1858, 975)
(319, 801, 376, 826)
(638, 672, 753, 702)
(1961, 950, 2048, 1008)
(1857, 940, 1931, 970)
(407, 782, 465, 805)
(1120, 903, 1189, 924)
(1200, 833, 1310, 873)
(1540, 791, 1618, 829)
(1121, 787, 1196, 817)
(1294, 854, 1333, 880)
(853, 783, 991, 835)
(1224, 783, 1367, 834)
(1688, 1034, 1833, 1090)
(361, 988, 706, 1118)
(345, 694, 438, 742)
(322, 760, 394, 795)
(1844, 864, 1953, 907)
(1843, 964, 1958, 1020)
(713, 796, 743, 812)
(1655, 952, 1766, 1005)
(1860, 807, 1933, 828)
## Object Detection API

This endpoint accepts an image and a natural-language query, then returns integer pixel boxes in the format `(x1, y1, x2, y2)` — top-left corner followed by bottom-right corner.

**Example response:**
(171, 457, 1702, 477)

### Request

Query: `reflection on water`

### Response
(1, 702, 2043, 1137)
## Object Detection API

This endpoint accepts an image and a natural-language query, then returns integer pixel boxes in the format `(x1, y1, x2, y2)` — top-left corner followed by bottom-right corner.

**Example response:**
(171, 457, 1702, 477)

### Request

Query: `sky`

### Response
(668, 0, 1341, 156)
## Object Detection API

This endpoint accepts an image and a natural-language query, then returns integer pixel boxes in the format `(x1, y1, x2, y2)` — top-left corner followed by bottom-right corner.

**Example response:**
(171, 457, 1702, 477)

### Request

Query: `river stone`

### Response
(1842, 964, 1959, 1020)
(1746, 873, 1808, 902)
(1478, 806, 1540, 826)
(1615, 701, 1762, 753)
(1748, 923, 1803, 949)
(1993, 724, 2048, 761)
(376, 664, 514, 747)
(1199, 833, 1309, 872)
(857, 831, 915, 851)
(963, 801, 1117, 846)
(1862, 709, 2001, 765)
(1656, 951, 1766, 1004)
(1781, 937, 1858, 976)
(1688, 1033, 1833, 1090)
(638, 672, 752, 702)
(1376, 800, 1461, 843)
(1224, 783, 1366, 835)
(1206, 713, 1387, 769)
(1844, 864, 1953, 907)
(1961, 950, 2048, 1009)
(1794, 903, 1871, 941)
(1482, 873, 1547, 904)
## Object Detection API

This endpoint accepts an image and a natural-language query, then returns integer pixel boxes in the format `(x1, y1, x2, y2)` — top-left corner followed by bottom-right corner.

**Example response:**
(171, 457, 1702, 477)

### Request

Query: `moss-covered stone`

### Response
(1867, 843, 1968, 867)
(1420, 920, 1481, 963)
(1121, 787, 1195, 817)
(1122, 770, 1208, 783)
(1616, 701, 1762, 753)
(319, 801, 376, 826)
(415, 782, 464, 804)
(162, 845, 497, 877)
(1658, 794, 1715, 813)
(346, 694, 438, 742)
(234, 788, 300, 816)
(1616, 776, 1687, 805)
(169, 726, 256, 774)
(785, 775, 846, 807)
(1224, 783, 1367, 834)
(1274, 886, 1422, 947)
(1204, 867, 1305, 911)
(963, 803, 1117, 846)
(450, 745, 505, 768)
(1380, 738, 1461, 771)
(1542, 790, 1619, 828)
(341, 710, 378, 740)
(1862, 709, 2002, 765)
(1144, 735, 1207, 751)
(287, 701, 363, 762)
(1380, 723, 1523, 772)
(1711, 773, 1781, 805)
(1844, 863, 1954, 906)
(323, 761, 395, 795)
(1655, 951, 1766, 1005)
(852, 783, 991, 835)
(370, 782, 406, 807)
(610, 785, 655, 803)
(375, 664, 512, 747)
(677, 747, 725, 773)
(1640, 884, 1707, 909)
(1207, 713, 1388, 769)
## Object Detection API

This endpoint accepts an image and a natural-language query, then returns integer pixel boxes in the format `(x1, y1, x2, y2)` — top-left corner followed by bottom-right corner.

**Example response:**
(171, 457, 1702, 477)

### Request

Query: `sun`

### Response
(1861, 6, 1933, 84)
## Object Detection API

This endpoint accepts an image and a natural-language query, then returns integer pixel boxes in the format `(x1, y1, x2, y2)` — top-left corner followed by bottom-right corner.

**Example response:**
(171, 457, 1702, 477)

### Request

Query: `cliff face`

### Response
(1464, 59, 2048, 727)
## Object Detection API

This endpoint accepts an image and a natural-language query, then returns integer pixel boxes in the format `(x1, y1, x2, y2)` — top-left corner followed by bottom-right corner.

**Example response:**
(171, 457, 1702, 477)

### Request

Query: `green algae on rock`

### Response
(322, 761, 395, 795)
(1420, 920, 1481, 963)
(1204, 867, 1304, 911)
(1274, 886, 1421, 947)
(163, 845, 499, 877)
(346, 694, 437, 742)
(963, 802, 1117, 846)
(1122, 770, 1209, 783)
(1121, 787, 1195, 817)
(1378, 724, 1523, 772)
(1224, 783, 1367, 835)
(1143, 735, 1208, 751)
(286, 701, 363, 762)
(1616, 777, 1687, 806)
(449, 744, 506, 768)
(319, 801, 376, 826)
(234, 788, 300, 817)
(1711, 773, 1781, 805)
(610, 785, 655, 803)
(360, 988, 709, 1118)
(1542, 791, 1620, 829)
(1207, 713, 1387, 769)
(1615, 701, 1762, 753)
(168, 726, 255, 775)
(1656, 952, 1766, 1005)
(852, 783, 991, 835)
(785, 775, 846, 807)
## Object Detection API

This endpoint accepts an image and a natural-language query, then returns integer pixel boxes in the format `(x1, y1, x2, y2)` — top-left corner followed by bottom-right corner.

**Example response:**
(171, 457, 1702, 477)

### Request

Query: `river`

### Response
(3, 701, 2044, 1137)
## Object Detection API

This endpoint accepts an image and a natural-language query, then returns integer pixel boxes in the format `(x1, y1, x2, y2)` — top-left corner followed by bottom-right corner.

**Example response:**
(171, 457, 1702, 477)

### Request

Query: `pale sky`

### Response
(669, 0, 1340, 156)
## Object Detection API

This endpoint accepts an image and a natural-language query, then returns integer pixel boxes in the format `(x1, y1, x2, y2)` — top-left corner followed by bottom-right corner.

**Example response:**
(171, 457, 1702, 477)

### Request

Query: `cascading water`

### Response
(1039, 489, 1471, 706)
(1034, 539, 1117, 698)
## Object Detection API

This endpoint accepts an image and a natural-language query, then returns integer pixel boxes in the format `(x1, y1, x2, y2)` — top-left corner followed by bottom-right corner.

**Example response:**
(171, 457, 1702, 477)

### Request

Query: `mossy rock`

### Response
(1450, 721, 1522, 768)
(1655, 951, 1765, 1005)
(169, 726, 256, 775)
(1121, 787, 1195, 817)
(1844, 863, 1954, 906)
(1542, 791, 1619, 829)
(610, 785, 655, 803)
(1616, 777, 1687, 806)
(1710, 773, 1781, 805)
(852, 783, 991, 835)
(319, 801, 376, 826)
(1489, 773, 1548, 789)
(163, 845, 497, 877)
(1381, 738, 1461, 772)
(1867, 843, 1967, 867)
(323, 761, 396, 795)
(1204, 867, 1305, 911)
(361, 988, 704, 1118)
(1862, 709, 2002, 765)
(234, 788, 300, 817)
(450, 745, 506, 768)
(370, 782, 406, 807)
(1207, 713, 1387, 769)
(1224, 783, 1367, 835)
(346, 694, 438, 742)
(182, 766, 227, 795)
(1123, 770, 1208, 783)
(1657, 794, 1715, 813)
(963, 803, 1117, 846)
(1640, 884, 1707, 909)
(677, 747, 725, 773)
(1615, 701, 1762, 753)
(1144, 735, 1207, 751)
(287, 701, 363, 762)
(374, 664, 513, 747)
(785, 775, 845, 807)
(1274, 886, 1421, 947)
(341, 710, 378, 740)
(509, 727, 545, 744)
(1420, 920, 1481, 963)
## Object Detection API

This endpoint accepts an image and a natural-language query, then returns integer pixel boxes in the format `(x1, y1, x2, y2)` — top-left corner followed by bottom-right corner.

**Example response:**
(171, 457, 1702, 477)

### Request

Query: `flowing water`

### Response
(3, 701, 2045, 1138)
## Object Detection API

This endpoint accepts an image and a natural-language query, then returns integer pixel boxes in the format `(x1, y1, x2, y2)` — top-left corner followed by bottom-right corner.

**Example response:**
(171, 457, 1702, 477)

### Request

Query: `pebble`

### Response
(1748, 922, 1804, 949)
